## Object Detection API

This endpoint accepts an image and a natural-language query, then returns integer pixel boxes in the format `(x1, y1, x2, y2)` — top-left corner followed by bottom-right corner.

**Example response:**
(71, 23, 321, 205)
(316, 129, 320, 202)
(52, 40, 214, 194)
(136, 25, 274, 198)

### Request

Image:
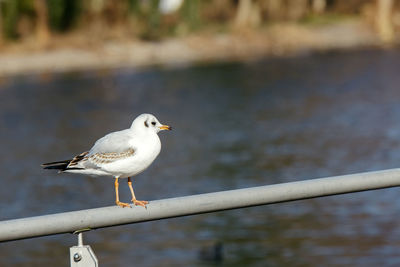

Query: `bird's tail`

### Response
(41, 160, 72, 171)
(42, 152, 89, 172)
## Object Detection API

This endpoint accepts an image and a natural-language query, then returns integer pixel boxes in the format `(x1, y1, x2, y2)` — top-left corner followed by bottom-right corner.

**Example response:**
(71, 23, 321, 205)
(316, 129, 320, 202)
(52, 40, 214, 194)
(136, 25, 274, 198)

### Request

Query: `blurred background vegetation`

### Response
(0, 0, 398, 46)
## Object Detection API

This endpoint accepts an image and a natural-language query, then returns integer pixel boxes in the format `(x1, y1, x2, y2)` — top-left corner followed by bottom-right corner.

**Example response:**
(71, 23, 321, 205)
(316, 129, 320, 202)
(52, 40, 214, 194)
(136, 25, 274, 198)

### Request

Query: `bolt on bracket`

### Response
(70, 232, 98, 267)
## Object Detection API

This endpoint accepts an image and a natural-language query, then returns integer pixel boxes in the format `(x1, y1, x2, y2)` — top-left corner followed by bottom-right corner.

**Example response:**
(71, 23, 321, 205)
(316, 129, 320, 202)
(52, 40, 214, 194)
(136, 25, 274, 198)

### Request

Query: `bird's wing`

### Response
(87, 148, 135, 165)
(67, 148, 136, 169)
(89, 129, 134, 155)
(68, 129, 137, 168)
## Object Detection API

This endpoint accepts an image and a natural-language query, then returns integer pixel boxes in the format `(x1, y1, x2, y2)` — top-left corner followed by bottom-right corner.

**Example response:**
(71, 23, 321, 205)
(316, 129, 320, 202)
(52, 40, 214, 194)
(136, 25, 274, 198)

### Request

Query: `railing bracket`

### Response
(70, 232, 98, 267)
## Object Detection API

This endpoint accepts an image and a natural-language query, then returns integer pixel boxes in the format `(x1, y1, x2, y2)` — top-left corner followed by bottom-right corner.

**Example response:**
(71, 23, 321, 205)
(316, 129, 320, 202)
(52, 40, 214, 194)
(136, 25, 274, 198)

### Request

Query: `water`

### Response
(1, 49, 400, 266)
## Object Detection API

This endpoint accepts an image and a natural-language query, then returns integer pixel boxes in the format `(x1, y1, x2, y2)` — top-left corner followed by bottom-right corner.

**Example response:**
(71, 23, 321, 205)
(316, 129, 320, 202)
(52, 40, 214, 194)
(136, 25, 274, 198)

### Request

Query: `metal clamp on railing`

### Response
(70, 229, 98, 267)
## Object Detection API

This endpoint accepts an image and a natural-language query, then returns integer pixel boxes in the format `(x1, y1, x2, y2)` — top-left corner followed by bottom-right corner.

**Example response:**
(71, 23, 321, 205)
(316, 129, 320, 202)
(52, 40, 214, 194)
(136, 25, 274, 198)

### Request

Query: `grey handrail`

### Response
(1, 168, 400, 242)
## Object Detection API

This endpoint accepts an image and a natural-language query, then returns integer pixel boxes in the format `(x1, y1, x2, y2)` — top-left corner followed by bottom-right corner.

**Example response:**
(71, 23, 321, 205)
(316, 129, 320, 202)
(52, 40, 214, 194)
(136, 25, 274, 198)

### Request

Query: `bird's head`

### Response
(131, 113, 172, 133)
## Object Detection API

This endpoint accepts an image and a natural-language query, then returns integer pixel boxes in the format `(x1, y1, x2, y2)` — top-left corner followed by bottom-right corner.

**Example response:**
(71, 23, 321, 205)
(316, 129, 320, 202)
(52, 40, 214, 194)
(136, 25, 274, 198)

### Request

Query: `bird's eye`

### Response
(151, 121, 156, 126)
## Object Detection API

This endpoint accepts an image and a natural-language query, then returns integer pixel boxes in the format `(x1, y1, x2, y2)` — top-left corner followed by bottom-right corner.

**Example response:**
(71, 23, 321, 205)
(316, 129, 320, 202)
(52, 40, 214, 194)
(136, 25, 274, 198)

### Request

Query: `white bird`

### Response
(42, 113, 172, 208)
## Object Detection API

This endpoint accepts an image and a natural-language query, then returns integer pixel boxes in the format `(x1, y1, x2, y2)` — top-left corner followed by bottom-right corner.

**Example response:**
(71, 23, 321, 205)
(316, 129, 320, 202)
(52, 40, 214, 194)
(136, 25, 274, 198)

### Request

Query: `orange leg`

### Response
(128, 177, 148, 208)
(115, 177, 130, 208)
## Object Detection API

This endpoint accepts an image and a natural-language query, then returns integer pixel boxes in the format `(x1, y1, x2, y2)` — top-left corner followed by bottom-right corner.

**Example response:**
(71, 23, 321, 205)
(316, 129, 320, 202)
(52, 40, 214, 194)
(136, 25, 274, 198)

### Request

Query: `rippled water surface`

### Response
(1, 49, 400, 266)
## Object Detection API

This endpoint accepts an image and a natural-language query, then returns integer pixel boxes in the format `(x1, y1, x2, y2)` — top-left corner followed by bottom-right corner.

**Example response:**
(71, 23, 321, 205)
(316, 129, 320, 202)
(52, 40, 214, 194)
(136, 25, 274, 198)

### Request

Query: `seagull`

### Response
(42, 113, 172, 208)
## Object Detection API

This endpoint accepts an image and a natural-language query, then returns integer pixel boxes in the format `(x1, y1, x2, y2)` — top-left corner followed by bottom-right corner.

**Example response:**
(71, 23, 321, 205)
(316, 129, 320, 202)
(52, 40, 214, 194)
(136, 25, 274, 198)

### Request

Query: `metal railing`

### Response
(2, 168, 400, 242)
(2, 168, 400, 265)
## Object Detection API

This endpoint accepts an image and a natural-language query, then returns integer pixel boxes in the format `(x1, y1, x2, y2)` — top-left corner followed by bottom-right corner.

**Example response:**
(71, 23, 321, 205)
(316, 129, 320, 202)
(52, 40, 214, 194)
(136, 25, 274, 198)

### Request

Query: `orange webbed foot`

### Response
(116, 201, 131, 208)
(132, 199, 149, 208)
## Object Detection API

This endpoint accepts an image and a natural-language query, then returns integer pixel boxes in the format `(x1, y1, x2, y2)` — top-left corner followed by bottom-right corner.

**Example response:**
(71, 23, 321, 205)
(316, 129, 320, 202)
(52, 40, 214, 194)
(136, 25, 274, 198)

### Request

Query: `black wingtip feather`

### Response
(42, 160, 72, 171)
(41, 160, 70, 166)
(43, 152, 89, 172)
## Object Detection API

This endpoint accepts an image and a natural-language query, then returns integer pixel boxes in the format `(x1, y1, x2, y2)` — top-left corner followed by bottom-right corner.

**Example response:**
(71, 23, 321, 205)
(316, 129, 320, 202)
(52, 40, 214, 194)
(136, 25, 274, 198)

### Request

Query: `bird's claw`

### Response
(116, 201, 131, 208)
(132, 199, 149, 208)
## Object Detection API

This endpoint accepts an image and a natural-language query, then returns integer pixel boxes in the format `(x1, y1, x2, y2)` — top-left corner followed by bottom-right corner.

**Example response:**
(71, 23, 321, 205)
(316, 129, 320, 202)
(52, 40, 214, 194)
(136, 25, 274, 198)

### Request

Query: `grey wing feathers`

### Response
(44, 146, 135, 171)
(85, 129, 136, 165)
(43, 129, 136, 171)
(88, 148, 135, 164)
(89, 129, 133, 155)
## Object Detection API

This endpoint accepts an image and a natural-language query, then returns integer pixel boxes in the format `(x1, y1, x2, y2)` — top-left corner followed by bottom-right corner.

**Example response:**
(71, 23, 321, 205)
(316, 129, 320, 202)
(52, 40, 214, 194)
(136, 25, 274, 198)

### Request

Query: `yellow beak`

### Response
(159, 125, 172, 131)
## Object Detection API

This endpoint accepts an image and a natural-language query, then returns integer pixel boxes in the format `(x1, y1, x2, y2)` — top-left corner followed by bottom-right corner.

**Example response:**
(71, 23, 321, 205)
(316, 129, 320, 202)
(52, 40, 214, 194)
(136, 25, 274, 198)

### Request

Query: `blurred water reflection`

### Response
(1, 49, 400, 266)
